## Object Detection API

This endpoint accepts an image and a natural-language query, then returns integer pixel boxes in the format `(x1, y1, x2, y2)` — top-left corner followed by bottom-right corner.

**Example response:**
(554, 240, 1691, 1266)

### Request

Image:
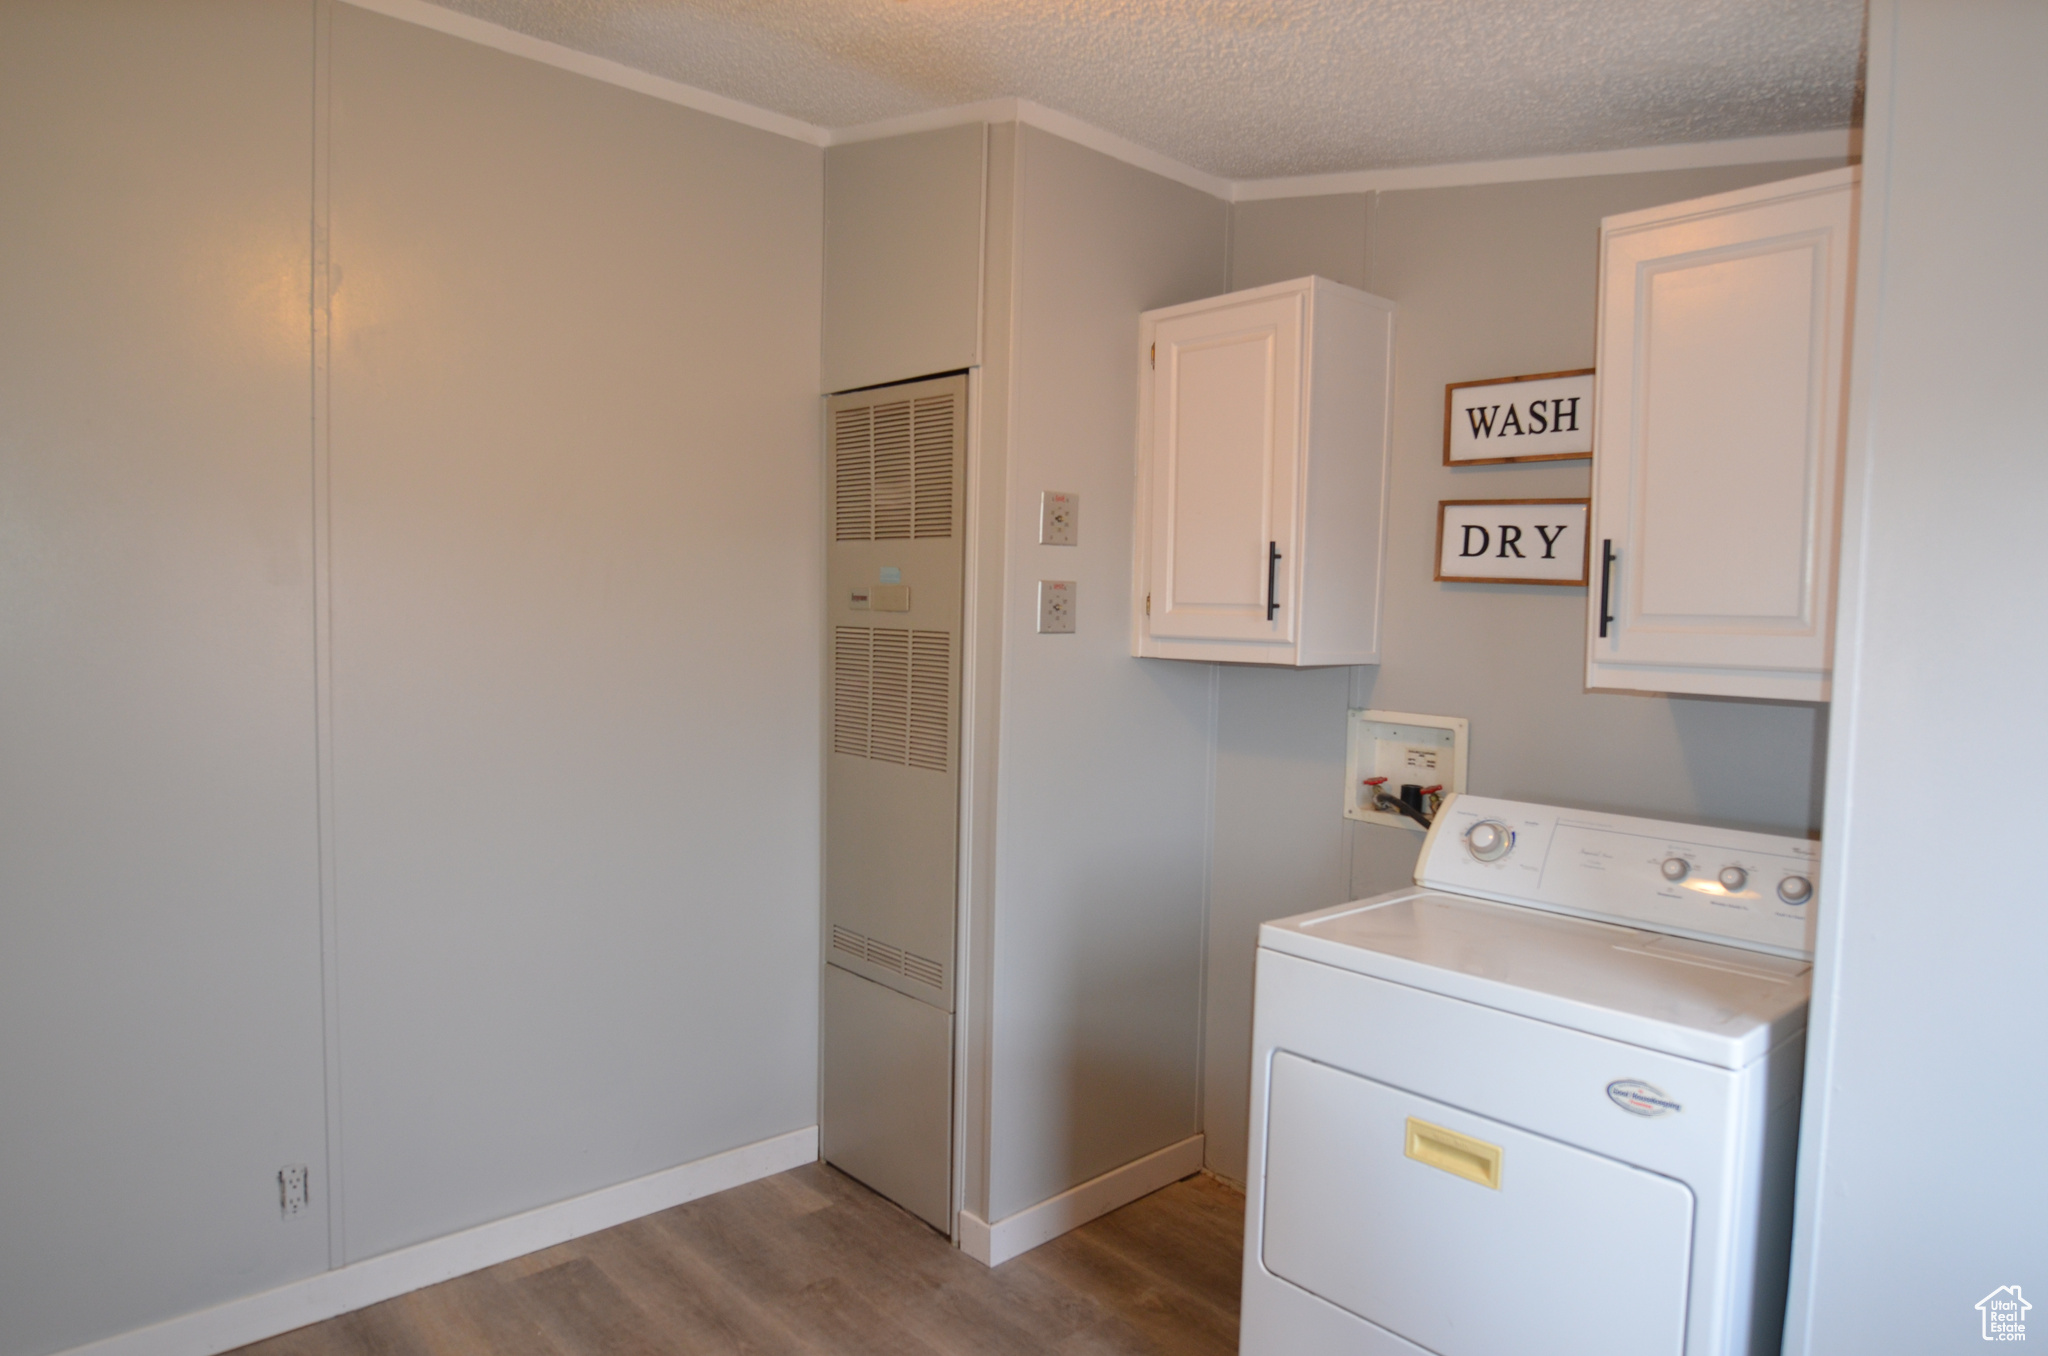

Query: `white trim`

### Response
(336, 0, 828, 145)
(309, 0, 346, 1270)
(1781, 9, 1895, 1354)
(1004, 101, 1234, 201)
(1011, 100, 1228, 201)
(829, 97, 1024, 148)
(1232, 128, 1858, 200)
(328, 0, 1855, 204)
(950, 363, 986, 1246)
(55, 1127, 818, 1356)
(1598, 163, 1859, 231)
(957, 1134, 1204, 1267)
(957, 1204, 994, 1264)
(819, 99, 1236, 201)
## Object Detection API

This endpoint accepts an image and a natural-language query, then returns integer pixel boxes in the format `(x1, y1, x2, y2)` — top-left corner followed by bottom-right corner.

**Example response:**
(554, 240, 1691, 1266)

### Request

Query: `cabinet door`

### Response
(1146, 293, 1302, 644)
(1590, 174, 1851, 698)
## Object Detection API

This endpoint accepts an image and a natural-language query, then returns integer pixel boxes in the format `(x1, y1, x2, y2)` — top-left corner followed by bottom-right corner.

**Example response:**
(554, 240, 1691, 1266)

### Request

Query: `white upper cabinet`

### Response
(1588, 168, 1857, 702)
(1133, 276, 1395, 666)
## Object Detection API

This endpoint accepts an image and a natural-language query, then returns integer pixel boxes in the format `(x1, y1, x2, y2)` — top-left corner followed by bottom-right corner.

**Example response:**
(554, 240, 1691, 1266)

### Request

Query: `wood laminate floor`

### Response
(233, 1165, 1246, 1356)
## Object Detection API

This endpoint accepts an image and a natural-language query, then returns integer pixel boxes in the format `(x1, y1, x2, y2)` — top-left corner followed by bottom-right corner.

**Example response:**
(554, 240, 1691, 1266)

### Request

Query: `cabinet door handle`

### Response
(1266, 541, 1281, 620)
(1598, 538, 1616, 638)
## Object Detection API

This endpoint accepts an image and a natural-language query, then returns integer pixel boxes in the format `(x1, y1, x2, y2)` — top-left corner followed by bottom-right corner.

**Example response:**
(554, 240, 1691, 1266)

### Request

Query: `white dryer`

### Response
(1240, 794, 1819, 1356)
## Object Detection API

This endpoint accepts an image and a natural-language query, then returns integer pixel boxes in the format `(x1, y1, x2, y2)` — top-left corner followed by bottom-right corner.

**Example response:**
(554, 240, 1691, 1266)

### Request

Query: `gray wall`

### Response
(326, 6, 823, 1264)
(0, 4, 824, 1351)
(1204, 159, 1846, 1183)
(1787, 3, 2048, 1349)
(0, 5, 328, 1352)
(812, 117, 1230, 1234)
(984, 126, 1229, 1221)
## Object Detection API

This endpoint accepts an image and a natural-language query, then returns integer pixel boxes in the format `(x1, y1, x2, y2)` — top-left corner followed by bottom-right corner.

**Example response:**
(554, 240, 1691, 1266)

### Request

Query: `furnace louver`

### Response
(826, 922, 946, 992)
(901, 951, 945, 988)
(831, 628, 872, 759)
(833, 626, 951, 773)
(832, 407, 874, 542)
(912, 397, 954, 539)
(869, 629, 910, 765)
(832, 394, 956, 542)
(908, 632, 948, 773)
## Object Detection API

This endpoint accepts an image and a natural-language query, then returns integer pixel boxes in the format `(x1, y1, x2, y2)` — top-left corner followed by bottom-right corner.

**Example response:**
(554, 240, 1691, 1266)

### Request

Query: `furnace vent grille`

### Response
(912, 397, 954, 539)
(827, 923, 945, 991)
(831, 628, 870, 759)
(901, 951, 945, 988)
(833, 626, 951, 773)
(832, 393, 956, 542)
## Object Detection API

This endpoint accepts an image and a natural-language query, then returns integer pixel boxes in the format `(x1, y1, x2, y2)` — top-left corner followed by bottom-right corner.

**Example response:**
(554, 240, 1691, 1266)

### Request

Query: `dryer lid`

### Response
(1261, 888, 1810, 1068)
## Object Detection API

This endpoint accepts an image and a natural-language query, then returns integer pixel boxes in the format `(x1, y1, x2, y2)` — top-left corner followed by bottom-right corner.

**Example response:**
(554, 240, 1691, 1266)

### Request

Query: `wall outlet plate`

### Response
(1345, 709, 1469, 831)
(1039, 491, 1078, 546)
(1037, 580, 1076, 633)
(279, 1164, 309, 1218)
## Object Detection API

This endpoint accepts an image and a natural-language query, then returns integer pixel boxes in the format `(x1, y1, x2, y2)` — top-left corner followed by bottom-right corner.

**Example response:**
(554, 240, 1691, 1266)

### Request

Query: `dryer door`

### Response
(1260, 1052, 1694, 1356)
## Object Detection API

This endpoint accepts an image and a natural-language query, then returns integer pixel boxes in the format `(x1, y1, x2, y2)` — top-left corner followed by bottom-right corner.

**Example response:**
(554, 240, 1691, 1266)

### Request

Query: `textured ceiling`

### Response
(429, 0, 1864, 179)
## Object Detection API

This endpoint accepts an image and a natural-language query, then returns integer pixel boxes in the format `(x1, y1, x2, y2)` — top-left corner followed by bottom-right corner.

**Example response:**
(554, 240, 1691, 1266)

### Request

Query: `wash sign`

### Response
(1436, 498, 1590, 585)
(1443, 370, 1594, 464)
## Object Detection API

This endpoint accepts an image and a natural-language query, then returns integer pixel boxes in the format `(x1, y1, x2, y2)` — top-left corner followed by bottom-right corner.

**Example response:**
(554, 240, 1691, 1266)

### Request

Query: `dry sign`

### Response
(1436, 498, 1590, 585)
(1444, 369, 1594, 464)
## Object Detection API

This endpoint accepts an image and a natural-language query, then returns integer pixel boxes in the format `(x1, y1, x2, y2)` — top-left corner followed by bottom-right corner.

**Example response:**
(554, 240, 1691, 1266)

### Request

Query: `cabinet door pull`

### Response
(1267, 541, 1281, 620)
(1598, 538, 1616, 638)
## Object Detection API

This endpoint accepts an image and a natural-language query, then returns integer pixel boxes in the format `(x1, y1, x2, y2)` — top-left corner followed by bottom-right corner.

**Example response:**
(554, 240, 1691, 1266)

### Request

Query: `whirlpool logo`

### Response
(1607, 1079, 1683, 1117)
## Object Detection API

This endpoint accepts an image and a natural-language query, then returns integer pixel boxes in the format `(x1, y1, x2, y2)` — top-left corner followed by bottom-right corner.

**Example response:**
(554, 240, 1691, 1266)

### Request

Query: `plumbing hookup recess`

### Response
(1345, 709, 1469, 831)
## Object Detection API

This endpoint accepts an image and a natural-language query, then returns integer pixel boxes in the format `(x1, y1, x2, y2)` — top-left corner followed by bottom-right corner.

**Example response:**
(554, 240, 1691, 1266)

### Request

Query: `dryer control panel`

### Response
(1418, 795, 1819, 958)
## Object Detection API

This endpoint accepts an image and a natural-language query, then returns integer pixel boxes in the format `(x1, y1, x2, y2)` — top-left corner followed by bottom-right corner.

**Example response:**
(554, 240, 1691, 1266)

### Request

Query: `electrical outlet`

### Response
(1039, 491, 1078, 546)
(1037, 580, 1076, 633)
(279, 1164, 309, 1218)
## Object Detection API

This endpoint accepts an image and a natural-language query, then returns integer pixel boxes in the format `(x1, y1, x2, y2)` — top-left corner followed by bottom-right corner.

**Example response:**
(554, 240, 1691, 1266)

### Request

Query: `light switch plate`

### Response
(1037, 580, 1076, 633)
(1039, 491, 1078, 546)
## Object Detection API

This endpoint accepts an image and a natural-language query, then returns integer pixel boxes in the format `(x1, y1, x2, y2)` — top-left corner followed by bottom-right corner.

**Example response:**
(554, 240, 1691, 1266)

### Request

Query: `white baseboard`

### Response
(59, 1126, 819, 1356)
(957, 1205, 994, 1262)
(958, 1133, 1204, 1267)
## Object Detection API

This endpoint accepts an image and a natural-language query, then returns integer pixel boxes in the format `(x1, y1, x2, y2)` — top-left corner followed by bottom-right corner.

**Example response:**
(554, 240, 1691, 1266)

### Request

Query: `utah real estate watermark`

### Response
(1978, 1286, 2030, 1341)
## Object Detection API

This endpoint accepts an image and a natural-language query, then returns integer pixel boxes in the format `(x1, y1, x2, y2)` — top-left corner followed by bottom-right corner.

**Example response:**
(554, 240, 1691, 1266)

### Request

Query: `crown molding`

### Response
(829, 99, 1235, 200)
(824, 97, 1023, 147)
(337, 0, 829, 145)
(1231, 128, 1859, 201)
(340, 0, 1855, 204)
(827, 99, 1234, 200)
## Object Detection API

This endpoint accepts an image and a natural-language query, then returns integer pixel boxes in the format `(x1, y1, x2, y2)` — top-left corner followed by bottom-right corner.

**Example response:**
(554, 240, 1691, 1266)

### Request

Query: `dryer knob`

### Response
(1719, 866, 1748, 892)
(1466, 821, 1513, 862)
(1660, 857, 1691, 882)
(1778, 875, 1814, 905)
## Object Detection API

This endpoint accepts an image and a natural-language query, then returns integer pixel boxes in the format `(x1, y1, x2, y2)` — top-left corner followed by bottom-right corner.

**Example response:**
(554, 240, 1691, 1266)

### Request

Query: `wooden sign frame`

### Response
(1443, 368, 1595, 465)
(1435, 497, 1591, 586)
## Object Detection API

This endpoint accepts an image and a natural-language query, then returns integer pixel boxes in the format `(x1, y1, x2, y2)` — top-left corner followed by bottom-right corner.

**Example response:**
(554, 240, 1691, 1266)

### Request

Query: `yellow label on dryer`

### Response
(1404, 1117, 1502, 1190)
